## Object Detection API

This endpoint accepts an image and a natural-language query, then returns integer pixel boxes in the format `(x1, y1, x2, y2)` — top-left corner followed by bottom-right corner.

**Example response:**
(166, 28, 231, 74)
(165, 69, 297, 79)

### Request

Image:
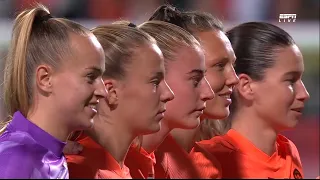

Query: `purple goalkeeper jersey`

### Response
(0, 111, 69, 178)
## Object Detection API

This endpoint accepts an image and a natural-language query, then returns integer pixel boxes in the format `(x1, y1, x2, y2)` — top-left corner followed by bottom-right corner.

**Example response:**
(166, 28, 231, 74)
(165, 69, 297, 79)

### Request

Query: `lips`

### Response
(157, 108, 166, 114)
(195, 106, 206, 112)
(219, 94, 231, 99)
(291, 107, 304, 113)
(87, 100, 99, 114)
(218, 90, 232, 98)
(88, 104, 97, 112)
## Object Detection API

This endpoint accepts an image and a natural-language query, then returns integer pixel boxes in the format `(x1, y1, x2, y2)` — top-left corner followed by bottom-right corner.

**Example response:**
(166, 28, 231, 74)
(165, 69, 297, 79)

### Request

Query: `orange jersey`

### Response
(190, 142, 222, 178)
(66, 133, 131, 179)
(154, 134, 220, 179)
(199, 129, 304, 179)
(125, 146, 156, 179)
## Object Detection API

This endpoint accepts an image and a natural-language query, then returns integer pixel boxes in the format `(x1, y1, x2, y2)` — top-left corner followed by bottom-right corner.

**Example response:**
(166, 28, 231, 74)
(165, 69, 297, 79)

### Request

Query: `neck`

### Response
(170, 127, 199, 153)
(27, 106, 69, 142)
(142, 120, 172, 154)
(89, 104, 135, 168)
(231, 108, 278, 156)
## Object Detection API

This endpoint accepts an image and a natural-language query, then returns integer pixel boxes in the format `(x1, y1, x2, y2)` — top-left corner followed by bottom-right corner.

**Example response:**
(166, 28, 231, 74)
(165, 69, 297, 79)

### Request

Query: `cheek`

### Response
(254, 84, 275, 111)
(54, 74, 77, 95)
(170, 80, 197, 103)
(272, 84, 296, 106)
(53, 74, 90, 110)
(143, 87, 161, 109)
(206, 71, 225, 92)
(122, 85, 159, 112)
(257, 83, 295, 112)
(285, 84, 296, 105)
(165, 83, 197, 115)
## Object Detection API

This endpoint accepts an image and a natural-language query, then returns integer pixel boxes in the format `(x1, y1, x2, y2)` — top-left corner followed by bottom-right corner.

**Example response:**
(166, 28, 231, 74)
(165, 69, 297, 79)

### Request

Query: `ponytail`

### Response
(4, 5, 51, 117)
(1, 4, 91, 132)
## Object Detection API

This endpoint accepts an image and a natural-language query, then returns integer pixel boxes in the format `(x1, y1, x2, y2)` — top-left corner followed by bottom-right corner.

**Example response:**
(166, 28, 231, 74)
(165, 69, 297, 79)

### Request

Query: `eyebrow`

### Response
(282, 71, 303, 78)
(150, 71, 164, 80)
(187, 69, 206, 75)
(283, 71, 303, 77)
(220, 57, 230, 63)
(85, 66, 103, 75)
(209, 57, 229, 67)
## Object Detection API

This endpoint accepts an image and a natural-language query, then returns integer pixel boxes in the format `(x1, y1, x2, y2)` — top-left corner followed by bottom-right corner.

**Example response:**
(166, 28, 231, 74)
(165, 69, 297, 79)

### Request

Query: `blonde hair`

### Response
(149, 5, 230, 141)
(1, 4, 91, 133)
(149, 5, 223, 36)
(138, 20, 201, 149)
(195, 119, 230, 141)
(91, 23, 157, 79)
(68, 22, 158, 146)
(138, 20, 200, 64)
(138, 21, 227, 141)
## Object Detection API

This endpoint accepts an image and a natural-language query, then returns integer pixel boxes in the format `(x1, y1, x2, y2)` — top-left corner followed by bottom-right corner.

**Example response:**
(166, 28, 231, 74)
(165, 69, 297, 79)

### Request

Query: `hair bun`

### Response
(163, 5, 181, 21)
(112, 20, 136, 27)
(128, 22, 137, 28)
(33, 10, 53, 25)
(149, 5, 184, 28)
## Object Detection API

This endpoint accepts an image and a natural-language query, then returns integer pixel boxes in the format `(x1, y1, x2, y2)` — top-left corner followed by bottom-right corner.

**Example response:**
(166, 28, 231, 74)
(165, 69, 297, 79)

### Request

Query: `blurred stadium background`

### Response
(0, 0, 318, 178)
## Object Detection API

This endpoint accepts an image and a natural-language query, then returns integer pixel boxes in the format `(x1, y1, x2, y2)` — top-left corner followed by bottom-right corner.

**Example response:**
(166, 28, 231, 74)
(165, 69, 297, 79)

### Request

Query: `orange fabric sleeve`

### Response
(190, 143, 222, 178)
(198, 129, 305, 179)
(65, 133, 132, 179)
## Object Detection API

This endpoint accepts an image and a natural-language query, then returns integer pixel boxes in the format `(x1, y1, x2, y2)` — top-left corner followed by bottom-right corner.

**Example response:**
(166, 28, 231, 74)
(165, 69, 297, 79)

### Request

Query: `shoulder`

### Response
(0, 130, 41, 155)
(277, 134, 300, 157)
(198, 135, 237, 155)
(66, 151, 96, 178)
(0, 139, 38, 178)
(197, 135, 239, 173)
(191, 143, 222, 178)
(277, 134, 302, 165)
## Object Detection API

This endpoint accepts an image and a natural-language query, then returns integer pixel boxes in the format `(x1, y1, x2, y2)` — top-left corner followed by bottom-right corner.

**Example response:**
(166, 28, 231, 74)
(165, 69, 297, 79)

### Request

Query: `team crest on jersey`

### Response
(293, 168, 302, 179)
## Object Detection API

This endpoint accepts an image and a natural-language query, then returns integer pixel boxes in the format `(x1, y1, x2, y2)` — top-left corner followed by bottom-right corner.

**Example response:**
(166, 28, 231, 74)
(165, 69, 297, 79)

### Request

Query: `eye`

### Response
(214, 62, 227, 71)
(86, 73, 97, 84)
(191, 76, 202, 87)
(288, 79, 296, 84)
(286, 78, 298, 91)
(151, 79, 161, 87)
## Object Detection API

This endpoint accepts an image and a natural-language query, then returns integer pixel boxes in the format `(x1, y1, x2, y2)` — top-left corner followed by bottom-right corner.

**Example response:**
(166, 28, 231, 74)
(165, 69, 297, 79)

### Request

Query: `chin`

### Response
(287, 120, 299, 129)
(143, 123, 161, 135)
(79, 118, 94, 130)
(275, 121, 299, 132)
(203, 108, 230, 120)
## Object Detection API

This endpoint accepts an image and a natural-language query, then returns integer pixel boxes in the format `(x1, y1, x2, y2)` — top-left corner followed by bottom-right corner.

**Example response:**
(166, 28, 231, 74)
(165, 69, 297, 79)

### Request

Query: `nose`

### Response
(160, 80, 175, 103)
(296, 80, 310, 102)
(200, 77, 215, 101)
(94, 78, 108, 99)
(226, 65, 239, 87)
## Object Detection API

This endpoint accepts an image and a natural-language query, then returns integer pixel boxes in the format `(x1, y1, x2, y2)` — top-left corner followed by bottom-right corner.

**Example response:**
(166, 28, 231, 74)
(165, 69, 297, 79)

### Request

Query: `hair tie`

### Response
(40, 14, 53, 22)
(34, 14, 53, 25)
(128, 23, 137, 28)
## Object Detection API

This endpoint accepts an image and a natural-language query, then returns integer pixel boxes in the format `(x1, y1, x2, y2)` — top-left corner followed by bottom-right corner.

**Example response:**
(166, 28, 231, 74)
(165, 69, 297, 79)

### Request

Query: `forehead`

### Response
(168, 45, 205, 72)
(197, 31, 235, 60)
(126, 43, 163, 75)
(271, 45, 304, 72)
(67, 33, 105, 69)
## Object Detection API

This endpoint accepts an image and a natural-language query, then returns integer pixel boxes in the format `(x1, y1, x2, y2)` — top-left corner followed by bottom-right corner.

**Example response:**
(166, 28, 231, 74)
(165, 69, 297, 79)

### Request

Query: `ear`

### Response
(236, 74, 255, 101)
(103, 79, 119, 105)
(35, 65, 53, 94)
